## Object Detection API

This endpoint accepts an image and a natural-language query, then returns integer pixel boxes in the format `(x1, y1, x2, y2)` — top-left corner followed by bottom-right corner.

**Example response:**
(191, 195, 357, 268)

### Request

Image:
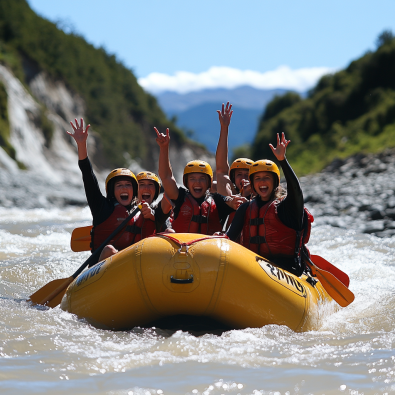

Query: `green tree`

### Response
(251, 35, 395, 175)
(376, 29, 394, 48)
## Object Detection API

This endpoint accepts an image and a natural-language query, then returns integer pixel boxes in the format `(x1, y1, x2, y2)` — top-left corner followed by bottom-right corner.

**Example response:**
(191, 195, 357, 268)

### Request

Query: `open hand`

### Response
(67, 118, 90, 145)
(269, 132, 290, 161)
(240, 179, 252, 197)
(140, 201, 155, 221)
(217, 102, 233, 128)
(226, 195, 247, 210)
(154, 127, 170, 148)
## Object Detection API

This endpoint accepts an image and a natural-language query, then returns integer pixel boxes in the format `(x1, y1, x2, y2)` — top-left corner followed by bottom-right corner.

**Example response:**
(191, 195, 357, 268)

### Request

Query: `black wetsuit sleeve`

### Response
(78, 157, 112, 225)
(154, 200, 171, 233)
(212, 193, 235, 222)
(276, 158, 304, 230)
(226, 201, 249, 241)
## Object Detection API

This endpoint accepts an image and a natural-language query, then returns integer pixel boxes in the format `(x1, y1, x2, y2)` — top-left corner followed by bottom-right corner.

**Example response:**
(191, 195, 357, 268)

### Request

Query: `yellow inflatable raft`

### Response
(60, 233, 336, 332)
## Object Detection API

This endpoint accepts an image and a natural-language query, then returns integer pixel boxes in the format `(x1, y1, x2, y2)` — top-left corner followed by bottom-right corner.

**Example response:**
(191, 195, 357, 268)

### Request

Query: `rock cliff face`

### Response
(0, 64, 86, 183)
(0, 65, 214, 208)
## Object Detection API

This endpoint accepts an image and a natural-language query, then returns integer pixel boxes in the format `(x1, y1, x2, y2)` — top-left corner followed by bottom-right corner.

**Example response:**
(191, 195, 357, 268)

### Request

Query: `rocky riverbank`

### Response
(0, 168, 87, 209)
(301, 148, 395, 238)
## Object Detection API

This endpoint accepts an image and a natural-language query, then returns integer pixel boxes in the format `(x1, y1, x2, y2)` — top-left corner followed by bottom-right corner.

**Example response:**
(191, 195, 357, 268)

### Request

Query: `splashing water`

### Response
(1, 207, 395, 394)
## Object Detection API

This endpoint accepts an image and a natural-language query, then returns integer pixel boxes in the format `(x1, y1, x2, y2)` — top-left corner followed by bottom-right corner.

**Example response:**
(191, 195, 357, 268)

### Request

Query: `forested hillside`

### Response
(252, 32, 395, 175)
(0, 0, 188, 169)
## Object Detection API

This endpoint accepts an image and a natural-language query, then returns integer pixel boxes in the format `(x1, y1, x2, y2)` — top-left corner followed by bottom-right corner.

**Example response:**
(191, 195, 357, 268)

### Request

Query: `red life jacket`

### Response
(241, 199, 313, 260)
(124, 211, 156, 243)
(91, 204, 156, 251)
(172, 193, 222, 235)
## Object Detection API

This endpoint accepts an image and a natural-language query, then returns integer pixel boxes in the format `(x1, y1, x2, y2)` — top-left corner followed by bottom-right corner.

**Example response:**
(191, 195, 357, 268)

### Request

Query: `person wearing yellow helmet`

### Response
(67, 118, 169, 263)
(154, 127, 245, 234)
(226, 132, 314, 277)
(136, 171, 161, 202)
(105, 168, 138, 206)
(215, 102, 253, 198)
(135, 171, 172, 233)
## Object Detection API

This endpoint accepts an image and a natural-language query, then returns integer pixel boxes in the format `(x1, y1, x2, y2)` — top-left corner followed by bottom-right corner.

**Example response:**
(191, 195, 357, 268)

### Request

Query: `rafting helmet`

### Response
(136, 171, 161, 200)
(229, 158, 253, 184)
(183, 160, 213, 188)
(249, 160, 280, 193)
(105, 168, 138, 197)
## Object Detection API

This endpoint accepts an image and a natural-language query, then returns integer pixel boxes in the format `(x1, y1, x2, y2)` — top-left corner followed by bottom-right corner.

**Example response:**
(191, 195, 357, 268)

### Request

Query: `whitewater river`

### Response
(1, 206, 395, 395)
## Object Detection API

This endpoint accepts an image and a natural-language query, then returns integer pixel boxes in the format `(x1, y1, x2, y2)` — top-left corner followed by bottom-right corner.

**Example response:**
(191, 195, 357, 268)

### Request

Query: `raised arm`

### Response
(270, 133, 304, 230)
(215, 102, 234, 196)
(160, 195, 173, 214)
(67, 118, 107, 221)
(66, 118, 90, 160)
(154, 127, 179, 201)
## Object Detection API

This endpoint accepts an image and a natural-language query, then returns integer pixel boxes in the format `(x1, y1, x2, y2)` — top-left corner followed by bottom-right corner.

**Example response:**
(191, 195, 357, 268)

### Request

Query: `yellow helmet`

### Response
(249, 160, 280, 191)
(105, 168, 138, 196)
(136, 171, 161, 200)
(183, 160, 213, 188)
(229, 158, 253, 184)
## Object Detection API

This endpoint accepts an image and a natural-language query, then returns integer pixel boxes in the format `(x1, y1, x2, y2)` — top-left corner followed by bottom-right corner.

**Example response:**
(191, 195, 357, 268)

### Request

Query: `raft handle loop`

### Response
(154, 233, 229, 248)
(170, 275, 194, 284)
(178, 243, 189, 255)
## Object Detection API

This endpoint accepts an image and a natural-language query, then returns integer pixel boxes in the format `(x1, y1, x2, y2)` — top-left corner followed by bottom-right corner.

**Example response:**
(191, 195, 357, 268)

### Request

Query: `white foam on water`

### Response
(1, 210, 395, 394)
(0, 206, 91, 224)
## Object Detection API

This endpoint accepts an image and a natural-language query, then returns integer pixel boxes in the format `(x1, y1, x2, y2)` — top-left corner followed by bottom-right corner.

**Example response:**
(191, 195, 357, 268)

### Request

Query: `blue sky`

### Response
(27, 0, 395, 93)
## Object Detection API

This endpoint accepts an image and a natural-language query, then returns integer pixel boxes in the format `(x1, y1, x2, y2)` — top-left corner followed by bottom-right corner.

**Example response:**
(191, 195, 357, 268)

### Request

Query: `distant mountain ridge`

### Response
(155, 86, 297, 154)
(156, 86, 290, 113)
(171, 102, 261, 153)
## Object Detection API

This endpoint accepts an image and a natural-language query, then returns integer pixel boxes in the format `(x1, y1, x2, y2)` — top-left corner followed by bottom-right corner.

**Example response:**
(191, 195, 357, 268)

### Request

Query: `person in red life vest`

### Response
(154, 127, 245, 234)
(215, 102, 251, 230)
(215, 102, 253, 199)
(135, 170, 172, 234)
(67, 118, 170, 264)
(226, 132, 313, 277)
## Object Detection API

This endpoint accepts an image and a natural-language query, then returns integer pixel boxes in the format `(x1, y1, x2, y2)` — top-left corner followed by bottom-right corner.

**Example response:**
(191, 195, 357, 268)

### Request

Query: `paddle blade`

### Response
(28, 277, 74, 308)
(71, 226, 92, 252)
(308, 263, 355, 307)
(311, 254, 350, 287)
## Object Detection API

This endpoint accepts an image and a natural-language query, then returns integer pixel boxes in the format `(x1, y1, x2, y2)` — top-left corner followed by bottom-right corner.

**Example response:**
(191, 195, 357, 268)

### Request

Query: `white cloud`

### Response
(138, 65, 335, 94)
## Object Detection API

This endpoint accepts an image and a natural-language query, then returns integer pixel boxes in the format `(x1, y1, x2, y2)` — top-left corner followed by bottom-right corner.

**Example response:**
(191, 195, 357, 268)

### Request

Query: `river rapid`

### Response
(1, 205, 395, 395)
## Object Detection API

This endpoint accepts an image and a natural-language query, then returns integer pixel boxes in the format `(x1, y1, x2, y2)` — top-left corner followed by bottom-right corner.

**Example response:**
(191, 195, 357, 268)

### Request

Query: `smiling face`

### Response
(138, 179, 156, 204)
(233, 169, 250, 191)
(187, 173, 210, 199)
(252, 171, 275, 201)
(113, 179, 135, 206)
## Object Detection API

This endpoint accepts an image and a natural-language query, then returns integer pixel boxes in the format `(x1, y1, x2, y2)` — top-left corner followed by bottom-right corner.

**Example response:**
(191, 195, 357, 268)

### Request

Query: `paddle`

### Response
(303, 252, 354, 308)
(29, 204, 142, 308)
(311, 254, 350, 287)
(70, 226, 92, 252)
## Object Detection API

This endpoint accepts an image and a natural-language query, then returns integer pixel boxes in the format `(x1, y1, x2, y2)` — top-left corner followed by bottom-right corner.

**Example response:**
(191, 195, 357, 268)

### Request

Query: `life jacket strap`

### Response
(249, 217, 264, 226)
(126, 224, 142, 234)
(250, 235, 266, 244)
(191, 214, 208, 224)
